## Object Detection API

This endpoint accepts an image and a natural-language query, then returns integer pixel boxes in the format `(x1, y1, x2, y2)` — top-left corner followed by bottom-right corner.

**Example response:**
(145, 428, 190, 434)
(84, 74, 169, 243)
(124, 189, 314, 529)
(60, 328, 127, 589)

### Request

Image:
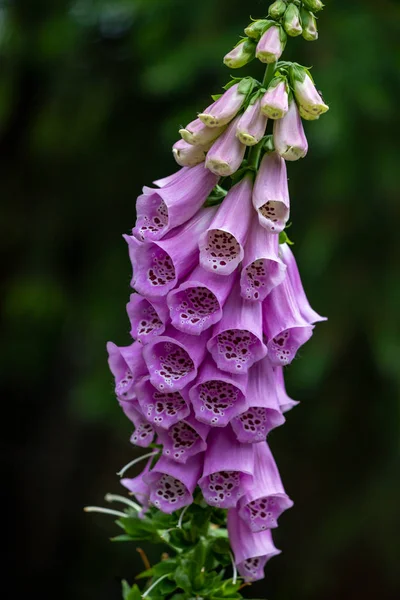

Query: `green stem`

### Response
(262, 61, 277, 88)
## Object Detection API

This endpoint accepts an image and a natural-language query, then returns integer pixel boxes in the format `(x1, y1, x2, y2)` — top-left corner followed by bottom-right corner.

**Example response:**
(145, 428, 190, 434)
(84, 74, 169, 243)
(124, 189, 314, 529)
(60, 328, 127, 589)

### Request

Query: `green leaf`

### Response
(137, 559, 178, 580)
(279, 230, 294, 245)
(111, 534, 136, 543)
(121, 582, 142, 600)
(211, 94, 223, 101)
(174, 566, 192, 593)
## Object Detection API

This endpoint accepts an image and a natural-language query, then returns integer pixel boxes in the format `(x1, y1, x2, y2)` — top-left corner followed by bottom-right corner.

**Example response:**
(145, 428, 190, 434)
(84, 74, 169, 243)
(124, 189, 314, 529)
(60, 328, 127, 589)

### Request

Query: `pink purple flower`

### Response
(253, 152, 290, 233)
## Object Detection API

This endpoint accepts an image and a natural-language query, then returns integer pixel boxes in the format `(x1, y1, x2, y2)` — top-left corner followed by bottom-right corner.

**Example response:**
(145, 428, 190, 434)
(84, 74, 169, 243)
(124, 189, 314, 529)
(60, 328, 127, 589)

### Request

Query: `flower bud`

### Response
(283, 4, 302, 37)
(224, 38, 256, 69)
(256, 25, 286, 64)
(273, 98, 308, 161)
(301, 8, 318, 41)
(179, 118, 226, 146)
(198, 82, 247, 128)
(290, 66, 329, 118)
(236, 98, 268, 146)
(268, 0, 287, 21)
(172, 139, 209, 167)
(244, 19, 270, 41)
(303, 0, 324, 12)
(261, 77, 289, 120)
(206, 116, 246, 176)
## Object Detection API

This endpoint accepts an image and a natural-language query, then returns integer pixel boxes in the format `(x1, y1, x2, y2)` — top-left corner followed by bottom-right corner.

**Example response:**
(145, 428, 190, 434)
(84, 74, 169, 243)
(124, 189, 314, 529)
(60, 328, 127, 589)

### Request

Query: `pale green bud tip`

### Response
(223, 39, 256, 69)
(301, 8, 319, 42)
(303, 0, 324, 12)
(236, 131, 258, 146)
(283, 5, 303, 37)
(268, 0, 287, 20)
(244, 19, 270, 40)
(206, 159, 234, 177)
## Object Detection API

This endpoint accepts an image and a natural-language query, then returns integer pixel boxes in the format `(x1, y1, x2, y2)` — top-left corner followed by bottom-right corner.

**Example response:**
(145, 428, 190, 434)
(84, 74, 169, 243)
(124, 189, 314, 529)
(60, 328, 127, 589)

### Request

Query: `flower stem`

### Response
(262, 61, 277, 88)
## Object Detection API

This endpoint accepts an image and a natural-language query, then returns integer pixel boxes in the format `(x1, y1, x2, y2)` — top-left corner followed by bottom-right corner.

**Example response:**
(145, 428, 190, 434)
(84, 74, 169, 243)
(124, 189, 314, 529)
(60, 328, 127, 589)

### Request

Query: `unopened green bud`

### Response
(224, 38, 256, 69)
(244, 19, 271, 41)
(301, 8, 318, 41)
(283, 4, 302, 37)
(268, 0, 287, 21)
(303, 0, 324, 13)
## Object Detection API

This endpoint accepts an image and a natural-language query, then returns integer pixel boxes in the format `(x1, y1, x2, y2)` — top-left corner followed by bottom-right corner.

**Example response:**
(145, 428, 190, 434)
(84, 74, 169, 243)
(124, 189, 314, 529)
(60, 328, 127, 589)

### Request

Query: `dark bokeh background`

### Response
(2, 0, 400, 598)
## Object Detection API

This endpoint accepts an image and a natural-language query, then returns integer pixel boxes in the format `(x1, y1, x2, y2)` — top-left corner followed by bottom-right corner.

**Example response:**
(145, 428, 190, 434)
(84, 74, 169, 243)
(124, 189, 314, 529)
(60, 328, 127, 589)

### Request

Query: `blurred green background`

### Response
(2, 0, 400, 598)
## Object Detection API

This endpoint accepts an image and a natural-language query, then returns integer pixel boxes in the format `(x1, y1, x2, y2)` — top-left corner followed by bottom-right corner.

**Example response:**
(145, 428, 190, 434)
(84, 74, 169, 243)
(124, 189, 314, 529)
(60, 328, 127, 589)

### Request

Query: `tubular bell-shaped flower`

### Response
(236, 98, 268, 146)
(206, 117, 246, 176)
(118, 400, 156, 448)
(167, 266, 236, 335)
(274, 366, 299, 413)
(223, 38, 256, 69)
(240, 213, 287, 301)
(153, 168, 189, 188)
(238, 442, 293, 531)
(179, 118, 226, 146)
(253, 152, 290, 234)
(262, 275, 314, 367)
(135, 376, 190, 430)
(199, 175, 253, 275)
(121, 458, 152, 515)
(199, 426, 254, 509)
(228, 508, 281, 582)
(274, 98, 308, 161)
(261, 77, 289, 120)
(144, 454, 203, 514)
(142, 326, 209, 392)
(107, 341, 147, 401)
(231, 358, 285, 443)
(189, 357, 248, 427)
(127, 294, 169, 343)
(256, 25, 286, 64)
(198, 83, 246, 128)
(207, 283, 268, 374)
(291, 66, 329, 119)
(156, 410, 209, 464)
(133, 164, 219, 242)
(172, 139, 209, 167)
(126, 207, 217, 298)
(281, 243, 327, 325)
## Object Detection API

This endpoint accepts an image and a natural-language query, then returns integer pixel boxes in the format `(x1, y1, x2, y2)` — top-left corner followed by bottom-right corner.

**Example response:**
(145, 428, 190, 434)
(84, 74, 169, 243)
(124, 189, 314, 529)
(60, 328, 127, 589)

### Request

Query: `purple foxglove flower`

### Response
(144, 453, 203, 514)
(238, 442, 293, 531)
(205, 117, 246, 176)
(118, 399, 156, 448)
(167, 265, 236, 335)
(172, 139, 209, 167)
(274, 366, 299, 413)
(231, 358, 285, 443)
(291, 69, 329, 118)
(199, 426, 254, 509)
(236, 98, 268, 146)
(273, 98, 308, 161)
(156, 410, 209, 464)
(135, 376, 190, 430)
(126, 206, 217, 298)
(262, 275, 314, 367)
(127, 294, 169, 343)
(281, 243, 327, 325)
(142, 326, 209, 392)
(198, 83, 245, 128)
(283, 4, 303, 37)
(223, 38, 256, 70)
(240, 214, 287, 302)
(260, 79, 289, 120)
(199, 175, 253, 275)
(228, 507, 281, 582)
(189, 357, 248, 427)
(133, 164, 219, 241)
(107, 341, 147, 401)
(153, 167, 189, 188)
(256, 25, 286, 64)
(252, 152, 290, 234)
(121, 458, 152, 515)
(207, 282, 268, 375)
(179, 118, 226, 146)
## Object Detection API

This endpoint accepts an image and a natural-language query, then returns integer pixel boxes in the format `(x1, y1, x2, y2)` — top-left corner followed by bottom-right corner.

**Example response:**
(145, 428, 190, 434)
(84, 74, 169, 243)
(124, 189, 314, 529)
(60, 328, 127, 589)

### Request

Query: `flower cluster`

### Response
(106, 0, 328, 587)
